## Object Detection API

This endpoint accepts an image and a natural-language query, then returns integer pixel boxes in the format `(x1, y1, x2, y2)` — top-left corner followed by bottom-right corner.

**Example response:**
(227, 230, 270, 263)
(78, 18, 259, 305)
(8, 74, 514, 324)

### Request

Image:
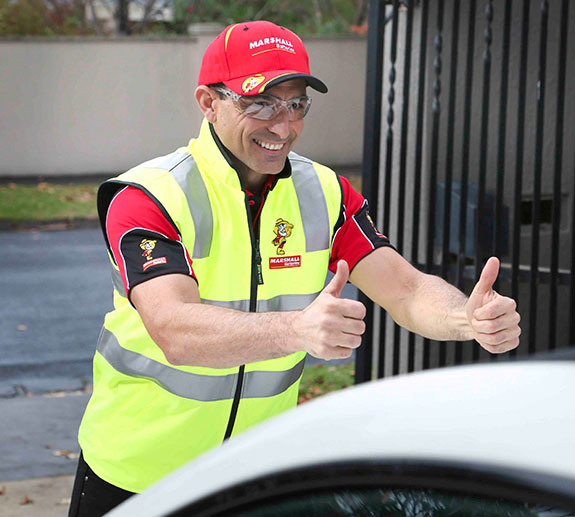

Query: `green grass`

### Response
(298, 363, 355, 404)
(0, 182, 98, 222)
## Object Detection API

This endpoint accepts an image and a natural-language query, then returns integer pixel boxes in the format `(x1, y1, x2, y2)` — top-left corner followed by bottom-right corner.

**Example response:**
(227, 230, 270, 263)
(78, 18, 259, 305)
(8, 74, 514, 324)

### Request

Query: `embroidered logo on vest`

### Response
(272, 218, 293, 256)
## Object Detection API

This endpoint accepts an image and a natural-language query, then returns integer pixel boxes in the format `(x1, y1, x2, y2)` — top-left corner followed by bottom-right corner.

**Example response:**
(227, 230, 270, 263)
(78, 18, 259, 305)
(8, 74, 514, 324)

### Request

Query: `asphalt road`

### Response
(0, 228, 112, 397)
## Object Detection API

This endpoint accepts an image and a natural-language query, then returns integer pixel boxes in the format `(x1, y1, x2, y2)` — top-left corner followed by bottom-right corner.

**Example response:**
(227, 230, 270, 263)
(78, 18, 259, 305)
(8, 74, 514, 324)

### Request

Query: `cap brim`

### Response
(224, 71, 328, 96)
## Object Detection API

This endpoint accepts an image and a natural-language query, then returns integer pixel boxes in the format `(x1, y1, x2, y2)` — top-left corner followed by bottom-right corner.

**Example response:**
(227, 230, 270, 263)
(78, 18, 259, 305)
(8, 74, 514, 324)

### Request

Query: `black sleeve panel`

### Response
(119, 228, 194, 294)
(353, 201, 393, 250)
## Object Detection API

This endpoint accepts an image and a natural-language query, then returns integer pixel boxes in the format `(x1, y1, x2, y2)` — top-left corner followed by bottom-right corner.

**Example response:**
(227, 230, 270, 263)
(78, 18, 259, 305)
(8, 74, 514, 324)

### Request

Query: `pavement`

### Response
(0, 226, 108, 516)
(0, 223, 357, 517)
(0, 392, 91, 517)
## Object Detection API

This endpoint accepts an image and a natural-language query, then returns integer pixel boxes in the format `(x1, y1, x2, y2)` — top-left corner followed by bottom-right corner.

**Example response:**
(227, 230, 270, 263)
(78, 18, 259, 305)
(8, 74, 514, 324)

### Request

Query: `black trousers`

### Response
(68, 452, 135, 517)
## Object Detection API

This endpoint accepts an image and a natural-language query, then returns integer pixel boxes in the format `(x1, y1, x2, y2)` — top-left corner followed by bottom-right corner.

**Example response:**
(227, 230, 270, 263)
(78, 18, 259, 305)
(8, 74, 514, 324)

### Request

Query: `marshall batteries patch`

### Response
(269, 255, 301, 269)
(140, 238, 168, 271)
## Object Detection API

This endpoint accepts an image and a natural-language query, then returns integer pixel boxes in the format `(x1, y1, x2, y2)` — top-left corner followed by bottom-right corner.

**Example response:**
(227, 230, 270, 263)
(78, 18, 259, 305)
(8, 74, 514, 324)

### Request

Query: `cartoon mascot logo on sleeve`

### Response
(272, 218, 293, 256)
(140, 239, 157, 260)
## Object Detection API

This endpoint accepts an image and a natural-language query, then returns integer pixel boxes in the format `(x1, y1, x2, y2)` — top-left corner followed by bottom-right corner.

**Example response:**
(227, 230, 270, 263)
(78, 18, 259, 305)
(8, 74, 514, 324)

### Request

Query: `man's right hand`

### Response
(291, 260, 366, 360)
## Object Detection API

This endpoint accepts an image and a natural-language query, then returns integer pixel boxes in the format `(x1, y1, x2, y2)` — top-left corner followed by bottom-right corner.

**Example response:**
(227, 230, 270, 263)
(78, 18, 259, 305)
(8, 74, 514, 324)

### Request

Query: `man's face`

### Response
(211, 79, 306, 181)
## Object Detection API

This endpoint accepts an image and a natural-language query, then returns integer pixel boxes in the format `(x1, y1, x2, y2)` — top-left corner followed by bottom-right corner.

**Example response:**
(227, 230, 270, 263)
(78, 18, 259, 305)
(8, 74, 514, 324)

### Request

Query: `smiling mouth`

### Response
(254, 138, 285, 151)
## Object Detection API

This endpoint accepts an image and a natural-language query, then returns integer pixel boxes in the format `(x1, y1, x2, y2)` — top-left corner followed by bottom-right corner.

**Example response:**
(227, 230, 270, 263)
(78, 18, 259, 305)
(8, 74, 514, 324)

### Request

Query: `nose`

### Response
(267, 107, 291, 139)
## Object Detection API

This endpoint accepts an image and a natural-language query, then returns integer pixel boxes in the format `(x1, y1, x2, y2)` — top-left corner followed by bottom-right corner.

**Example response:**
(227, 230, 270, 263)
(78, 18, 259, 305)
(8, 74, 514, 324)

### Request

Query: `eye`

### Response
(252, 98, 274, 108)
(289, 98, 307, 111)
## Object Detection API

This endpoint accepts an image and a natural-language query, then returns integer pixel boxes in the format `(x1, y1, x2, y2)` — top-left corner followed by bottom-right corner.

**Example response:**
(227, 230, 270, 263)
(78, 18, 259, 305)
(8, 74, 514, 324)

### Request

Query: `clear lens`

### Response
(214, 87, 311, 121)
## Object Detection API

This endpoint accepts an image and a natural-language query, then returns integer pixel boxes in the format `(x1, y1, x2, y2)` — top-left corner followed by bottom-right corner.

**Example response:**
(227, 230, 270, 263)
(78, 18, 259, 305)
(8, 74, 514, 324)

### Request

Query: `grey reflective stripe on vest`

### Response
(169, 155, 213, 259)
(140, 151, 191, 171)
(290, 157, 331, 252)
(111, 267, 126, 297)
(201, 292, 319, 312)
(140, 150, 213, 259)
(97, 327, 305, 401)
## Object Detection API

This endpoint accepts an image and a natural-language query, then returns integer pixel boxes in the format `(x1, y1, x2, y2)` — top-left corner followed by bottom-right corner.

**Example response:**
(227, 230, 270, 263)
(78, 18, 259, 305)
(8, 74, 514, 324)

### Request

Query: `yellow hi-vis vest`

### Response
(78, 120, 344, 492)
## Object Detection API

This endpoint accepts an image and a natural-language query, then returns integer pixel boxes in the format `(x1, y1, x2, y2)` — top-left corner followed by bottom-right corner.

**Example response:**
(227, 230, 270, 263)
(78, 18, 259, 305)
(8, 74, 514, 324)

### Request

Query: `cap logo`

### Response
(242, 74, 266, 93)
(249, 37, 295, 55)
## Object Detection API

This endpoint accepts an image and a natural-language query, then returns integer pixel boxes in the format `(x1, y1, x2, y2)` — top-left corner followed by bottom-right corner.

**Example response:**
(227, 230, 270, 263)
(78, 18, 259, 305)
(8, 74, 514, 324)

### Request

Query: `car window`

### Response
(231, 488, 574, 516)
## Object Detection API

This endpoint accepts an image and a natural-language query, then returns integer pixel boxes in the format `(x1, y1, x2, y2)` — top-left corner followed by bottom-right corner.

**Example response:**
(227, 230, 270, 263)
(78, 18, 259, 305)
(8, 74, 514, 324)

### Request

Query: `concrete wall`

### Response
(0, 35, 366, 177)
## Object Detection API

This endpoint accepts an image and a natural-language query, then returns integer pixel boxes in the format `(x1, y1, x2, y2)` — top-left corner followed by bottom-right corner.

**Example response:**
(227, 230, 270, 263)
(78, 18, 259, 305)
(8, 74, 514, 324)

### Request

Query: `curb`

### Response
(0, 218, 100, 232)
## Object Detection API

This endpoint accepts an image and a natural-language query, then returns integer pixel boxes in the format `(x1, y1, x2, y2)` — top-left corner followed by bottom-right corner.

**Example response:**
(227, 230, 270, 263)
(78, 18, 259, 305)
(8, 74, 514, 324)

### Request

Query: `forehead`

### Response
(263, 79, 307, 98)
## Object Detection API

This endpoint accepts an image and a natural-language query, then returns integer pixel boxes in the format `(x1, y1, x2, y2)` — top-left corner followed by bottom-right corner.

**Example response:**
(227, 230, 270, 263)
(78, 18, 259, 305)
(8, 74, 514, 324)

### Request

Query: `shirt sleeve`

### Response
(329, 175, 395, 273)
(105, 186, 196, 299)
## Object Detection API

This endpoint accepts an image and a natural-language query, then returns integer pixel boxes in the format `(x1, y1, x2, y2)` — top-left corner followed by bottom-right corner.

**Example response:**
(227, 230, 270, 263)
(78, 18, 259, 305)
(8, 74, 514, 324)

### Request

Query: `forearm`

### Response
(144, 302, 297, 368)
(350, 248, 475, 342)
(391, 273, 474, 342)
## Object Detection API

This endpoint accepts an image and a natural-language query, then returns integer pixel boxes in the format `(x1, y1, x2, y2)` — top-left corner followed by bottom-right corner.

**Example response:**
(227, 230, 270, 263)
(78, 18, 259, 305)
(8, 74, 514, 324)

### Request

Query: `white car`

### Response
(107, 353, 575, 516)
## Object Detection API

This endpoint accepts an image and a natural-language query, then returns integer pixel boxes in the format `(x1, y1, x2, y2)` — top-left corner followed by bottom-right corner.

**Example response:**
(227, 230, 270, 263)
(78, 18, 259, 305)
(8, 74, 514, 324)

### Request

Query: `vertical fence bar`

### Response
(393, 0, 415, 375)
(474, 0, 494, 362)
(511, 0, 531, 358)
(548, 0, 568, 351)
(528, 0, 549, 354)
(494, 0, 512, 277)
(423, 0, 445, 370)
(355, 0, 386, 385)
(383, 0, 400, 378)
(571, 149, 575, 347)
(439, 0, 460, 368)
(455, 0, 476, 366)
(407, 0, 430, 373)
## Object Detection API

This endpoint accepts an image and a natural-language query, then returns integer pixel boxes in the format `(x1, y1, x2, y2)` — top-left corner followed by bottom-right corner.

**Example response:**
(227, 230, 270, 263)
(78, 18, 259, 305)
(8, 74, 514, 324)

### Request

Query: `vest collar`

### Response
(188, 119, 291, 192)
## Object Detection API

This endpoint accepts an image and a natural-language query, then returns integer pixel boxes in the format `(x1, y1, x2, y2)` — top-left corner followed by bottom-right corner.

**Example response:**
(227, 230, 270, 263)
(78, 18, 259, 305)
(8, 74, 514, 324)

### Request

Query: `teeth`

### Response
(255, 139, 284, 151)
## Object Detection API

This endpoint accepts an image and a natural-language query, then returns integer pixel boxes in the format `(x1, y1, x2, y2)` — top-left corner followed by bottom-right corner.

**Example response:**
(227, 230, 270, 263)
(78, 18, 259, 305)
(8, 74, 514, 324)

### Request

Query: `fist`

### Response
(295, 261, 367, 360)
(466, 257, 521, 353)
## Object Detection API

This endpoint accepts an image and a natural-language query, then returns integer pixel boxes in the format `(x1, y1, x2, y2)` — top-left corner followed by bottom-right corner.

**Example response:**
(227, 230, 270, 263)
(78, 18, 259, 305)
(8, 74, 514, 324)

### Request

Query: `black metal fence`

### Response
(355, 0, 575, 383)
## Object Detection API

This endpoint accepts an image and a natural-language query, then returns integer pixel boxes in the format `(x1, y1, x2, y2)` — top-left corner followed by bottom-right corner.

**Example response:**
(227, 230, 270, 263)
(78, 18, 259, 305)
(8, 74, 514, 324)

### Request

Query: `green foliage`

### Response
(0, 0, 52, 36)
(0, 0, 94, 36)
(0, 0, 366, 37)
(180, 0, 366, 36)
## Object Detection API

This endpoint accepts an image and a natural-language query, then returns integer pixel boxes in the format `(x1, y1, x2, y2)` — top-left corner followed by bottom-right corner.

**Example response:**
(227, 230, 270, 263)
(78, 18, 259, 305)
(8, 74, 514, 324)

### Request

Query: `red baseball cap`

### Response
(198, 21, 328, 96)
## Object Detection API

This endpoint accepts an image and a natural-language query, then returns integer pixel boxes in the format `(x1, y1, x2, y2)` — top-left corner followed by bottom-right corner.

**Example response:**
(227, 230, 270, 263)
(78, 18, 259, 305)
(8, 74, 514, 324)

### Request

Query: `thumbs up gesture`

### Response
(294, 260, 367, 360)
(466, 257, 521, 353)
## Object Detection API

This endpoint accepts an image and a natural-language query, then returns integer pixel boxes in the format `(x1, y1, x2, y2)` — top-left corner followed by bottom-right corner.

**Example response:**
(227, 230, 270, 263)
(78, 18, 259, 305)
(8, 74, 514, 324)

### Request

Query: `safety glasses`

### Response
(213, 86, 312, 121)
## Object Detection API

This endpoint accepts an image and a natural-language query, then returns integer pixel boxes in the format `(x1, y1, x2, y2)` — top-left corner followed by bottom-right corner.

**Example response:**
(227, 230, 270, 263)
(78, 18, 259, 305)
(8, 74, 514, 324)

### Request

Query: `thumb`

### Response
(471, 256, 500, 298)
(323, 260, 350, 298)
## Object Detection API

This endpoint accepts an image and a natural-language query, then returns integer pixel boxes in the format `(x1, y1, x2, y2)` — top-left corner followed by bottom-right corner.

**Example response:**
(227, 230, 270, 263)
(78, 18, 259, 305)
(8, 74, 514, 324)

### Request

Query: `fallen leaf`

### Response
(76, 192, 95, 202)
(7, 182, 17, 190)
(0, 486, 6, 495)
(44, 391, 67, 398)
(20, 496, 33, 505)
(53, 450, 80, 459)
(36, 182, 53, 192)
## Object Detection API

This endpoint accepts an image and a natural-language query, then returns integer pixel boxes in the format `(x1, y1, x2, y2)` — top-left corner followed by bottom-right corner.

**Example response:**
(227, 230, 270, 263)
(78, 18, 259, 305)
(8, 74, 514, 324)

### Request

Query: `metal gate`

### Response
(355, 0, 575, 382)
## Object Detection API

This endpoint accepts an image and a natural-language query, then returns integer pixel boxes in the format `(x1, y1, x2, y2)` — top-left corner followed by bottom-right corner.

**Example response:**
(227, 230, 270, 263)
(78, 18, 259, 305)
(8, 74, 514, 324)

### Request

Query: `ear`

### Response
(195, 86, 219, 123)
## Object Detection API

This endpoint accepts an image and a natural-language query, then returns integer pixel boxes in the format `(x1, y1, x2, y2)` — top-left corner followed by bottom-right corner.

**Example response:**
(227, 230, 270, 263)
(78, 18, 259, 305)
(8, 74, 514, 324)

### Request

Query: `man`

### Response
(69, 20, 520, 516)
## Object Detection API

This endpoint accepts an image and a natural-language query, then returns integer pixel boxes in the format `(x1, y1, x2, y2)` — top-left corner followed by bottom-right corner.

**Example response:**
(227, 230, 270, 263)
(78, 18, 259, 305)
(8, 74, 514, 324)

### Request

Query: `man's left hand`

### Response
(465, 257, 521, 353)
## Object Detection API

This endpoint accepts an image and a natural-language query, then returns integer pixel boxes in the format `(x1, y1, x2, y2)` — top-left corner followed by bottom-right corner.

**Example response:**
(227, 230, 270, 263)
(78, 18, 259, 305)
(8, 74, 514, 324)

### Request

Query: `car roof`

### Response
(108, 359, 575, 516)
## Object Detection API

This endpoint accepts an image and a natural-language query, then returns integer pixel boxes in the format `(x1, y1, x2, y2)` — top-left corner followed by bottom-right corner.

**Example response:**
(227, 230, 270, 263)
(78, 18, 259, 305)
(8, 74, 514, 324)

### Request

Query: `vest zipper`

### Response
(223, 184, 262, 441)
(255, 240, 264, 285)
